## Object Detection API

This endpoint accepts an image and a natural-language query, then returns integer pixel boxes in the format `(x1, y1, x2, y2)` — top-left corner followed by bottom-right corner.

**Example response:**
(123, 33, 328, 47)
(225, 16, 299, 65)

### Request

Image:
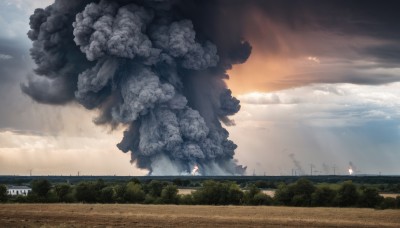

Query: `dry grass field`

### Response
(0, 204, 399, 227)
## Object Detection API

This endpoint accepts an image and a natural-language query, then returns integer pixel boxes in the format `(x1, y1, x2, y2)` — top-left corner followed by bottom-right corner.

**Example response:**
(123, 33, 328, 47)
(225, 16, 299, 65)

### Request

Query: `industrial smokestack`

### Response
(22, 0, 251, 175)
(289, 153, 305, 175)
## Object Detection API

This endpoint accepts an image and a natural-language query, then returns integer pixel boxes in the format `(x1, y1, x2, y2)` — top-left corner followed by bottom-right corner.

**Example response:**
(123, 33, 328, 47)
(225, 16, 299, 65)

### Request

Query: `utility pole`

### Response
(310, 164, 315, 176)
(332, 165, 337, 176)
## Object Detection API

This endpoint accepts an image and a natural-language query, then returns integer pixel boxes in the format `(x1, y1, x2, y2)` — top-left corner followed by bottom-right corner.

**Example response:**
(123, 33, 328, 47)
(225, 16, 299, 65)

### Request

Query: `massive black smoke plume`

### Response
(22, 0, 251, 175)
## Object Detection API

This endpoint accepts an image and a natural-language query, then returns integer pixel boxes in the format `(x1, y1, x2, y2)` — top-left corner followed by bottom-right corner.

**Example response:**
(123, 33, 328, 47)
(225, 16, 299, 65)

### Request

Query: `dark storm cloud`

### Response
(241, 0, 400, 42)
(361, 44, 400, 65)
(212, 0, 400, 86)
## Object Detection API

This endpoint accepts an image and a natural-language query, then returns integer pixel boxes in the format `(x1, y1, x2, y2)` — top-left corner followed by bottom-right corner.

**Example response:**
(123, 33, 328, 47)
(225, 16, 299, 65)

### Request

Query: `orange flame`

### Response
(191, 164, 199, 175)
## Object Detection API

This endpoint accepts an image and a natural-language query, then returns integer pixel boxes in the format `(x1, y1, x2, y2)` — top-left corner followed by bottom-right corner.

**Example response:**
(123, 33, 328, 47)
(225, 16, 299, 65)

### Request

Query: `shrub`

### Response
(291, 178, 316, 206)
(146, 180, 164, 198)
(229, 184, 244, 205)
(161, 184, 179, 204)
(252, 193, 273, 205)
(396, 196, 400, 209)
(379, 197, 396, 209)
(75, 182, 97, 203)
(274, 183, 292, 205)
(179, 194, 193, 205)
(124, 182, 145, 203)
(0, 184, 7, 203)
(192, 180, 244, 205)
(335, 181, 359, 207)
(274, 178, 315, 206)
(244, 184, 261, 205)
(54, 184, 72, 202)
(100, 186, 115, 203)
(311, 186, 336, 207)
(31, 179, 51, 198)
(358, 187, 383, 208)
(114, 184, 127, 203)
(143, 195, 156, 204)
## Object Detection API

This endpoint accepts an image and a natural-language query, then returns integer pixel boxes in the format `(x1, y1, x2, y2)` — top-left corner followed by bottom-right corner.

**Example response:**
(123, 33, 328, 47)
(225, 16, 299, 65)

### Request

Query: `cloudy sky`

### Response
(0, 0, 399, 176)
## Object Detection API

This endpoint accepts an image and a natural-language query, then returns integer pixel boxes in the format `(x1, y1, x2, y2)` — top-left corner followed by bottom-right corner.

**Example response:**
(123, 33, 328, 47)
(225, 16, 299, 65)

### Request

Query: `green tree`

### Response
(114, 184, 127, 203)
(172, 178, 183, 187)
(14, 195, 28, 203)
(0, 184, 8, 203)
(129, 178, 141, 185)
(290, 178, 316, 206)
(358, 187, 383, 208)
(100, 186, 115, 203)
(379, 197, 396, 209)
(192, 180, 244, 205)
(125, 182, 145, 203)
(179, 194, 193, 205)
(146, 180, 164, 198)
(244, 184, 261, 205)
(46, 190, 59, 203)
(160, 184, 179, 204)
(335, 181, 359, 207)
(274, 183, 292, 205)
(311, 186, 337, 207)
(31, 179, 51, 198)
(192, 180, 221, 204)
(274, 179, 316, 206)
(75, 182, 97, 203)
(94, 179, 106, 192)
(54, 184, 72, 202)
(227, 182, 244, 205)
(252, 192, 273, 205)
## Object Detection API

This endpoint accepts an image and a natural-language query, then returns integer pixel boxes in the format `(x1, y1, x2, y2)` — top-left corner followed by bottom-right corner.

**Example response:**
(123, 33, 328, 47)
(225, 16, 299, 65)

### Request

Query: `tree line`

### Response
(0, 178, 399, 209)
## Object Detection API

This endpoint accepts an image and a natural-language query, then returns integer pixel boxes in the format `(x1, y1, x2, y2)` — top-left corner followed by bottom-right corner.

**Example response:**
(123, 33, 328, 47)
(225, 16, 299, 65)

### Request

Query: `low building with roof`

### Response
(7, 186, 32, 196)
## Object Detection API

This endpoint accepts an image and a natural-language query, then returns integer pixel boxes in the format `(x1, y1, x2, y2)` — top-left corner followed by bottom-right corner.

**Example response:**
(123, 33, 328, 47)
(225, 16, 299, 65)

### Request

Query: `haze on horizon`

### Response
(0, 0, 399, 176)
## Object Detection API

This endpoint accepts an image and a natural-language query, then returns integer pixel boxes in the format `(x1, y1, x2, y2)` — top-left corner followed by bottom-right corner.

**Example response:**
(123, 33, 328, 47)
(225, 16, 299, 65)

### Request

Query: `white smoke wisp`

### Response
(23, 0, 251, 176)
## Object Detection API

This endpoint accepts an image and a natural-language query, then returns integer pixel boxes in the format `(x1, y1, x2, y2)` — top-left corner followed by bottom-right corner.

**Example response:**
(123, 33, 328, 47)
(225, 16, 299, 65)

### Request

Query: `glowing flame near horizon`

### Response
(191, 164, 199, 176)
(348, 168, 353, 175)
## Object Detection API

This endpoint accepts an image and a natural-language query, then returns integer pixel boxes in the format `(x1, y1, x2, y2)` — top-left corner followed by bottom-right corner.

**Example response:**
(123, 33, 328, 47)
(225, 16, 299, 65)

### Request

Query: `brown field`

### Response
(0, 204, 399, 227)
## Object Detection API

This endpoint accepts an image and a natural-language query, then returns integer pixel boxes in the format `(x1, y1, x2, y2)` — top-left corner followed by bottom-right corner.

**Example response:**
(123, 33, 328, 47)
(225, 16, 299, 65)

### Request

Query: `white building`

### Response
(7, 186, 32, 196)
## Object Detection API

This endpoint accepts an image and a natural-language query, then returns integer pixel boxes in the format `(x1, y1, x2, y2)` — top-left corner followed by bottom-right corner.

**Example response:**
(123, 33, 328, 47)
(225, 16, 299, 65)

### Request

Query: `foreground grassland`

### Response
(0, 204, 399, 227)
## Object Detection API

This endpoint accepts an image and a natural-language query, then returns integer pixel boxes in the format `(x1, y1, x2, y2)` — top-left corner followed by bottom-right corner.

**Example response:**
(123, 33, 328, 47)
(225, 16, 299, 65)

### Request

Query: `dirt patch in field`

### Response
(0, 204, 399, 227)
(381, 193, 400, 198)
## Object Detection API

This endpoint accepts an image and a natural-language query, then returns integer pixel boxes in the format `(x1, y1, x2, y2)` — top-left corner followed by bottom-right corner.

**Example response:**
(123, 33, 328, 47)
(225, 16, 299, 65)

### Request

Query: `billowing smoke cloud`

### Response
(22, 0, 250, 175)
